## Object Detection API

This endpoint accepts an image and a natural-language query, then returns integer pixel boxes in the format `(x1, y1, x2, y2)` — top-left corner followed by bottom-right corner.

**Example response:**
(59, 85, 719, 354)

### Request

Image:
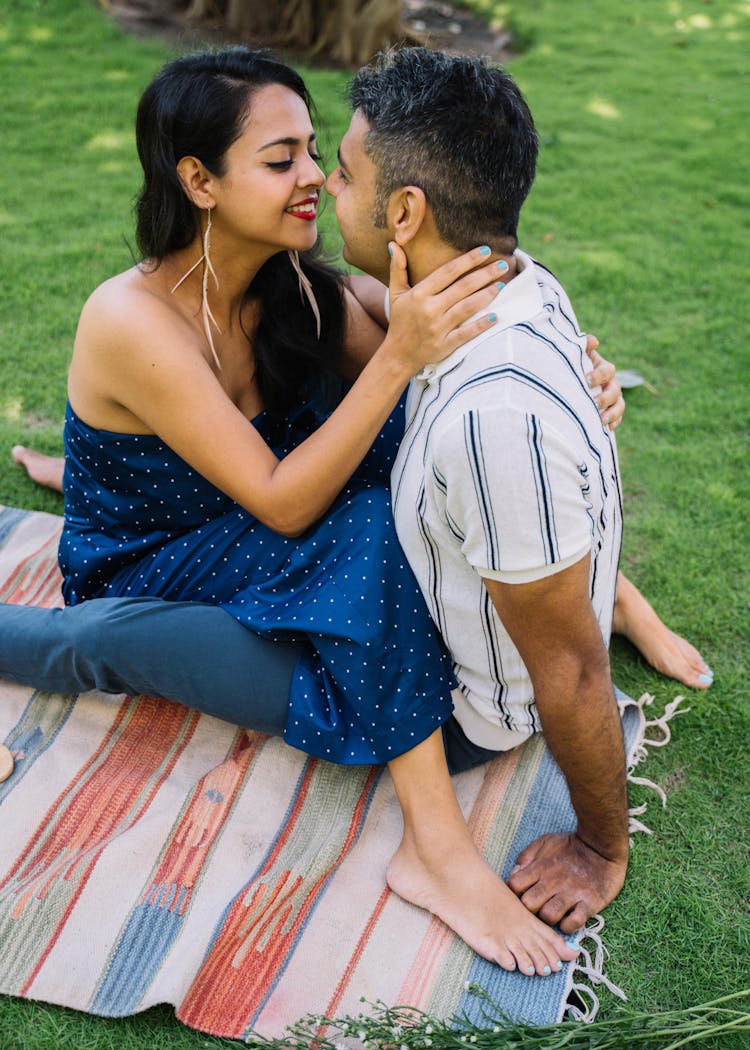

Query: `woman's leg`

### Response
(386, 729, 578, 975)
(11, 447, 64, 492)
(612, 571, 713, 688)
(0, 598, 303, 733)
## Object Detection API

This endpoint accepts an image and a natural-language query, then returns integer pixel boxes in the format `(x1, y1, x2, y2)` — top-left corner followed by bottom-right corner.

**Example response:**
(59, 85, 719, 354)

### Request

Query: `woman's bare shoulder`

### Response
(77, 265, 188, 353)
(81, 266, 164, 326)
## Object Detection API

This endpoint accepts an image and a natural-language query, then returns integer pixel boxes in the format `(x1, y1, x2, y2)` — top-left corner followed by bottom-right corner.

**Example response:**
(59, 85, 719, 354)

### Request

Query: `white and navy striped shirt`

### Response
(391, 251, 623, 750)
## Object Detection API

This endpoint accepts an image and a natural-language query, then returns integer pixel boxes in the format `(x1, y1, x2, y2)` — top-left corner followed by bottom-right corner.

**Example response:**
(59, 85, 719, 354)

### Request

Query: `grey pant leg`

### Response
(0, 598, 304, 736)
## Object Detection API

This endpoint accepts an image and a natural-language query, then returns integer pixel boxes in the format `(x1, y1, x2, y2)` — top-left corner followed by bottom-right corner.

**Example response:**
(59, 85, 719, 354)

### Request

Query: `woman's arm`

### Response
(345, 274, 389, 329)
(338, 282, 388, 382)
(73, 246, 502, 537)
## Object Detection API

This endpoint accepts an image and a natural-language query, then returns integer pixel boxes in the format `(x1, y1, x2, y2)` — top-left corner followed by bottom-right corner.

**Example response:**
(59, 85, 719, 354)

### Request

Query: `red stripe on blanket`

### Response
(141, 731, 263, 916)
(0, 696, 199, 994)
(1, 546, 63, 607)
(179, 763, 380, 1036)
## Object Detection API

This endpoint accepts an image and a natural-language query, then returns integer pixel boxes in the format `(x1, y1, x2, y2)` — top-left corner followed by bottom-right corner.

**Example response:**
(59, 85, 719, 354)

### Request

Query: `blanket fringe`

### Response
(563, 692, 688, 1023)
(622, 691, 689, 839)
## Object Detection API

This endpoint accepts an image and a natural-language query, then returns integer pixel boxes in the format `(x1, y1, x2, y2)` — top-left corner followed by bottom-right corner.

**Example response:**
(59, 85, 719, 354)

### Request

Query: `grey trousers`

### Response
(0, 598, 302, 736)
(0, 597, 503, 772)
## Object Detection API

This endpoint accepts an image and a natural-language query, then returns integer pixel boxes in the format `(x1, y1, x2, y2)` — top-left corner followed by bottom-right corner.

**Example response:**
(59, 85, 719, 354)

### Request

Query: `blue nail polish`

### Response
(497, 281, 506, 290)
(542, 965, 551, 975)
(387, 244, 393, 257)
(697, 673, 713, 685)
(487, 313, 498, 323)
(479, 245, 491, 255)
(497, 260, 509, 272)
(587, 376, 593, 388)
(705, 665, 714, 675)
(556, 960, 564, 969)
(526, 965, 535, 975)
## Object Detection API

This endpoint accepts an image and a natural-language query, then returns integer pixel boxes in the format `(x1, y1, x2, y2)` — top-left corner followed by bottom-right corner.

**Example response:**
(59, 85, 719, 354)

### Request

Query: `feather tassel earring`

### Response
(288, 249, 322, 339)
(171, 207, 222, 370)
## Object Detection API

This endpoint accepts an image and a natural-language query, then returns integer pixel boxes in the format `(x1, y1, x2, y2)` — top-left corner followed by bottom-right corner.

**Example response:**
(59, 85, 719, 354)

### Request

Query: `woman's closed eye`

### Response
(266, 152, 321, 171)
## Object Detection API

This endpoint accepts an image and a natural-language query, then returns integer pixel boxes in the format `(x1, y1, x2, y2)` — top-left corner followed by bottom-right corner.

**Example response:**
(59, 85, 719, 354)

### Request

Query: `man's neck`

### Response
(406, 239, 519, 287)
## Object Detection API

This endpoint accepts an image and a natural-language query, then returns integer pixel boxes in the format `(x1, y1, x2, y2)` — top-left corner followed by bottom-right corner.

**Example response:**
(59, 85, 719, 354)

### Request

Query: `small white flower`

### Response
(425, 1026, 433, 1035)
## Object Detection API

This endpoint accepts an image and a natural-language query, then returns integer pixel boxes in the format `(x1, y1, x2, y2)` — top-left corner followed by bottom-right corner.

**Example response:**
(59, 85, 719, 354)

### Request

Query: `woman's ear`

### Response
(176, 156, 216, 209)
(388, 185, 427, 247)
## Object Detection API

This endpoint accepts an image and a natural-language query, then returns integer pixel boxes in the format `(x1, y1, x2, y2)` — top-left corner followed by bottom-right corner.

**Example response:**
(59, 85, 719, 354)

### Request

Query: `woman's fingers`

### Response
(584, 333, 600, 357)
(415, 245, 506, 298)
(583, 336, 625, 430)
(385, 243, 504, 369)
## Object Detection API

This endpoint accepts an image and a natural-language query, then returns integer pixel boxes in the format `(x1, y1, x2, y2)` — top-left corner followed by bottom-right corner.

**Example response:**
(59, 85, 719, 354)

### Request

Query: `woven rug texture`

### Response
(0, 505, 670, 1041)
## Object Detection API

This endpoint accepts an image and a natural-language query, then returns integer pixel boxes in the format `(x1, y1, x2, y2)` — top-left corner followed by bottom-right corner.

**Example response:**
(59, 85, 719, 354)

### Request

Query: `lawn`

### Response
(0, 0, 748, 1046)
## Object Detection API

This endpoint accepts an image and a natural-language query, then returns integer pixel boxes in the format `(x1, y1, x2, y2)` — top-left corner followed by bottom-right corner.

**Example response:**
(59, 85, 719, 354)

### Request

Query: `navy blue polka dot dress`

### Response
(59, 397, 454, 764)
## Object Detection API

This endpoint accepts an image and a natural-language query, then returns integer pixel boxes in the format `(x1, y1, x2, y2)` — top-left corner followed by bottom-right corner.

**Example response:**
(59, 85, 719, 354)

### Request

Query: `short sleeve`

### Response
(435, 406, 593, 582)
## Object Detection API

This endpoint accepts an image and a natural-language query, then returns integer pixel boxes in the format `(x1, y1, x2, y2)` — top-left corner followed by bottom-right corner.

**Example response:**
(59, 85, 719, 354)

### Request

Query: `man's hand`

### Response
(507, 831, 627, 934)
(484, 559, 629, 931)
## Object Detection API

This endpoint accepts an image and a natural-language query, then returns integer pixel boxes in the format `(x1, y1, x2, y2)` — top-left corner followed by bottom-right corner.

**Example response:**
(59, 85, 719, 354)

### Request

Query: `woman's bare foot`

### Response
(387, 730, 578, 975)
(11, 446, 64, 493)
(387, 827, 578, 975)
(613, 571, 713, 689)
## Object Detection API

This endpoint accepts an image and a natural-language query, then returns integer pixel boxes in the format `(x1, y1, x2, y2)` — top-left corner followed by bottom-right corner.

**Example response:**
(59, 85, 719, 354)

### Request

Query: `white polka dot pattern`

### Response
(58, 399, 454, 764)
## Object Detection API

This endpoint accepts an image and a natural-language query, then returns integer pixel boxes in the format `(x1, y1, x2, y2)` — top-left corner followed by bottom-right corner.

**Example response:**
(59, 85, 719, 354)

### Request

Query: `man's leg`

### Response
(442, 714, 510, 774)
(386, 729, 578, 975)
(0, 598, 304, 735)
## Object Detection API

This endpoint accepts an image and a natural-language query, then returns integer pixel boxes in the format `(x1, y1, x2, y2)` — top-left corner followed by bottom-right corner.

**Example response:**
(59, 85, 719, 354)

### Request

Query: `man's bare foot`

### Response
(11, 446, 64, 493)
(613, 571, 713, 689)
(387, 829, 578, 975)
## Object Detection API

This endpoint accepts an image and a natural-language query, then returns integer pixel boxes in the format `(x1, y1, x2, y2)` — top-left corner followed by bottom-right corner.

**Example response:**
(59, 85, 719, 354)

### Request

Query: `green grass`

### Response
(0, 0, 749, 1046)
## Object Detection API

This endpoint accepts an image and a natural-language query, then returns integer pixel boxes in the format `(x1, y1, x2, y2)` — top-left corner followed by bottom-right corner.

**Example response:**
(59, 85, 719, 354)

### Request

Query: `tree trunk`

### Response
(102, 0, 414, 67)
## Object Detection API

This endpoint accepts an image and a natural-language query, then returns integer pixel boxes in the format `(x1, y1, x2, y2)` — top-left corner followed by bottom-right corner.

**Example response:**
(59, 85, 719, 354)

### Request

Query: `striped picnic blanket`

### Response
(0, 505, 676, 1043)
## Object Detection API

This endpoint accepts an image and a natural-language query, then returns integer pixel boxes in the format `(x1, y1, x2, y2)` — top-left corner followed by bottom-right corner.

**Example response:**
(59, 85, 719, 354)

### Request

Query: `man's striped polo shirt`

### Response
(391, 251, 623, 751)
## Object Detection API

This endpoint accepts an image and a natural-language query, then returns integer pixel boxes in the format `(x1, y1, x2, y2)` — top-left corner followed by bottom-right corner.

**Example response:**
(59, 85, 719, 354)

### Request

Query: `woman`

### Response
(0, 46, 588, 977)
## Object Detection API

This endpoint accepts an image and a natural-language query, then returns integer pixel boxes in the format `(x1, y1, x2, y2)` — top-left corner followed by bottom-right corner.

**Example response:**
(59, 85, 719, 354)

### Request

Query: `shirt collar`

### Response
(413, 249, 544, 383)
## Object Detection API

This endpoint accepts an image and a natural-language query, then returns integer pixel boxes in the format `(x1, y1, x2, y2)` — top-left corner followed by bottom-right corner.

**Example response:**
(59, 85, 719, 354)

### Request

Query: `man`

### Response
(327, 48, 627, 932)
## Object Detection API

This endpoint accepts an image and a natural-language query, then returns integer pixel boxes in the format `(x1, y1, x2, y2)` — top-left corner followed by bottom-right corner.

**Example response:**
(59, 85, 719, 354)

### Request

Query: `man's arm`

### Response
(483, 555, 629, 933)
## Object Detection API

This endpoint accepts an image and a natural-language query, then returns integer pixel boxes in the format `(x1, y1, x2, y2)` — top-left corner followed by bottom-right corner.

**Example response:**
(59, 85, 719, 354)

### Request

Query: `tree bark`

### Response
(101, 0, 413, 66)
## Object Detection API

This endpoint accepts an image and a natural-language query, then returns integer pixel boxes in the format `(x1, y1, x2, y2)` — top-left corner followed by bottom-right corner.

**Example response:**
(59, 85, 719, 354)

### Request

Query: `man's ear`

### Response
(176, 156, 216, 209)
(388, 186, 427, 247)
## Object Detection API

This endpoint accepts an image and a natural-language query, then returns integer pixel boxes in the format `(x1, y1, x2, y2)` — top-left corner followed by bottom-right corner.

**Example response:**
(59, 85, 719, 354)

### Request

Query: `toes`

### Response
(495, 947, 518, 973)
(506, 942, 536, 977)
(503, 926, 576, 978)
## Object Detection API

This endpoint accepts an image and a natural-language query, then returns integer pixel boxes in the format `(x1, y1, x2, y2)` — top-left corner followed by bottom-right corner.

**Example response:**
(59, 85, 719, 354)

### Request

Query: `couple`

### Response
(3, 46, 710, 979)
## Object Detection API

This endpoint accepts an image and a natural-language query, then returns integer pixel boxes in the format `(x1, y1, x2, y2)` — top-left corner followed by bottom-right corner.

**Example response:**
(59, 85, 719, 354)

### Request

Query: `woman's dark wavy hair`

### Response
(135, 46, 345, 417)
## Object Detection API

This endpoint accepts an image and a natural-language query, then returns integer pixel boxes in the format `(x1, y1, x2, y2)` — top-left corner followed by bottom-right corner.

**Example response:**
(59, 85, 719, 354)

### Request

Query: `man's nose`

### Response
(324, 170, 339, 197)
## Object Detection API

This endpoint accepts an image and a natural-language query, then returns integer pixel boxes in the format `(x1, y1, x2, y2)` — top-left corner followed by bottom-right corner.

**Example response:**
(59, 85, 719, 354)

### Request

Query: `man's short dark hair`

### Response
(349, 47, 539, 253)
